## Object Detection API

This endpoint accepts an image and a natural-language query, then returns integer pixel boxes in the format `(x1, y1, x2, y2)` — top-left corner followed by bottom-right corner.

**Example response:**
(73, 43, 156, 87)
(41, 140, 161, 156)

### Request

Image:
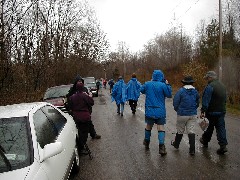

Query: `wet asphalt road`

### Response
(73, 87, 240, 180)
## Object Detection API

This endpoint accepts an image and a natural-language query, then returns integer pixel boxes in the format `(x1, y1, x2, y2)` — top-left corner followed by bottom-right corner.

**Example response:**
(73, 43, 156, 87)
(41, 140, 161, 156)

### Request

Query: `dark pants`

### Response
(76, 121, 91, 150)
(129, 100, 137, 112)
(89, 121, 97, 138)
(202, 113, 228, 146)
(110, 86, 113, 93)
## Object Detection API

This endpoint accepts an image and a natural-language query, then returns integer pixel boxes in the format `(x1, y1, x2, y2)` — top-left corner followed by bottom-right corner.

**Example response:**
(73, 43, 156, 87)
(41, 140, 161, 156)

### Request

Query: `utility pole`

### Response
(219, 0, 223, 81)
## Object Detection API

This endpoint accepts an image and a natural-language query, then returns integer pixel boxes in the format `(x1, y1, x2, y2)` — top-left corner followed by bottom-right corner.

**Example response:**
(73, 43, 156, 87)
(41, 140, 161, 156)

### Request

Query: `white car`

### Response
(0, 102, 80, 180)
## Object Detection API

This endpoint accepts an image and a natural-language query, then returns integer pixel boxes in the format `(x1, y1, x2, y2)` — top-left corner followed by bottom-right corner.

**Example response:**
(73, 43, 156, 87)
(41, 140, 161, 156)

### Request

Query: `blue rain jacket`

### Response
(111, 79, 127, 105)
(173, 85, 200, 116)
(140, 70, 172, 119)
(126, 78, 142, 101)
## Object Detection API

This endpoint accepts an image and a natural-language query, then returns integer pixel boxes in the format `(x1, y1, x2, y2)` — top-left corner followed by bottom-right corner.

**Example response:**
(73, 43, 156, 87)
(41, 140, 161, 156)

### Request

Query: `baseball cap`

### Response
(204, 71, 217, 79)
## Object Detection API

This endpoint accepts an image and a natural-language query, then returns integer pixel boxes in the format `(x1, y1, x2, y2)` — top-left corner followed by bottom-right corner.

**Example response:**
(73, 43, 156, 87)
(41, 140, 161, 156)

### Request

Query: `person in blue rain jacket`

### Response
(126, 73, 142, 114)
(111, 76, 127, 116)
(140, 70, 172, 156)
(172, 76, 199, 155)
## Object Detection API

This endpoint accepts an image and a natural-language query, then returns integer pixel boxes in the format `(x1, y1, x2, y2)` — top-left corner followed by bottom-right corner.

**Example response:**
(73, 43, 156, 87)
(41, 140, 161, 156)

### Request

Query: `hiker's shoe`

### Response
(217, 145, 228, 155)
(79, 149, 89, 155)
(171, 141, 179, 149)
(200, 137, 208, 148)
(143, 139, 150, 150)
(159, 144, 167, 156)
(92, 134, 101, 139)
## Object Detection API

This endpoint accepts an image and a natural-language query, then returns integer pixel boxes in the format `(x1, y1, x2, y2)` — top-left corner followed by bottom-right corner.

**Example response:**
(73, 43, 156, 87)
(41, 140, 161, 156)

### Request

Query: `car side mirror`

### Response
(40, 142, 63, 162)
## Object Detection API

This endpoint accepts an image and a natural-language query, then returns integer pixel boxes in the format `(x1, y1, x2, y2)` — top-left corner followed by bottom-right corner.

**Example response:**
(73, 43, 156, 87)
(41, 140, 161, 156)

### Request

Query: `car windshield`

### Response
(83, 78, 95, 84)
(44, 86, 71, 100)
(0, 117, 32, 173)
(86, 82, 96, 88)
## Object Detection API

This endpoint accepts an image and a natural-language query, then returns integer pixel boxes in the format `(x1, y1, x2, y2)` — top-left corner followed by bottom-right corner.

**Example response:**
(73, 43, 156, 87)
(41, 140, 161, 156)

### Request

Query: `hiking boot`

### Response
(188, 134, 195, 156)
(92, 134, 101, 139)
(143, 139, 150, 150)
(217, 145, 228, 155)
(200, 137, 208, 148)
(171, 133, 183, 149)
(79, 148, 89, 155)
(159, 144, 167, 156)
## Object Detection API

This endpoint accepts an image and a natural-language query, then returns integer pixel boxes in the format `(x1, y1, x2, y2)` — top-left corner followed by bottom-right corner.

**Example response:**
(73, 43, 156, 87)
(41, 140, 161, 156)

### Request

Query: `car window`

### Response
(83, 77, 96, 85)
(0, 117, 32, 173)
(44, 85, 72, 100)
(41, 105, 67, 135)
(33, 109, 57, 149)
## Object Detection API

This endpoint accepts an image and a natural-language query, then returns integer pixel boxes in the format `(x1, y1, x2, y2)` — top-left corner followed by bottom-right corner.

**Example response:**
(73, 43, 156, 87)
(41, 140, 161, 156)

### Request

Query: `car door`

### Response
(33, 105, 75, 180)
(42, 105, 76, 178)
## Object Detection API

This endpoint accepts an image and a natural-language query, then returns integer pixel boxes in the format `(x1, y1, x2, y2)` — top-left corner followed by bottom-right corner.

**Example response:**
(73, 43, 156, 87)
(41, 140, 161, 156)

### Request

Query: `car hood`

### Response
(0, 166, 30, 180)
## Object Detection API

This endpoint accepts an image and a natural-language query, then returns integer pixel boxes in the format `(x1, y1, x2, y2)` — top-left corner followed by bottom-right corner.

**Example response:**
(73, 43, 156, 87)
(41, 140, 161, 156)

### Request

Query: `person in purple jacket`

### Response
(172, 76, 199, 155)
(69, 82, 94, 153)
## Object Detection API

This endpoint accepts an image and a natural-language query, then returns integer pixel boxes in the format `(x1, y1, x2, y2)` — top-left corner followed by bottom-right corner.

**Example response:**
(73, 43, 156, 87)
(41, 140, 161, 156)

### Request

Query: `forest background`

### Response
(0, 0, 239, 115)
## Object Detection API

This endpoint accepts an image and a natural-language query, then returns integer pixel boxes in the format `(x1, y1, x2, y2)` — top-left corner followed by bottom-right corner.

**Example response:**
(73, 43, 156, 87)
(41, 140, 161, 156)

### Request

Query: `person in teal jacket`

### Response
(140, 70, 172, 156)
(126, 73, 142, 114)
(111, 76, 127, 116)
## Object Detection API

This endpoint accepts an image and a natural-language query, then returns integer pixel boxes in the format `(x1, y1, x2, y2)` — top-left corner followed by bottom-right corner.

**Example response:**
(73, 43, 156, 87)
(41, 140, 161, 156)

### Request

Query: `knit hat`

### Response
(75, 74, 83, 82)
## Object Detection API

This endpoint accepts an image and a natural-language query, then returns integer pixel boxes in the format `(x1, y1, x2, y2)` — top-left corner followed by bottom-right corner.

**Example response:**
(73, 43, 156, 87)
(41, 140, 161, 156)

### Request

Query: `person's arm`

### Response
(173, 89, 181, 112)
(140, 83, 146, 94)
(200, 85, 213, 118)
(163, 80, 172, 98)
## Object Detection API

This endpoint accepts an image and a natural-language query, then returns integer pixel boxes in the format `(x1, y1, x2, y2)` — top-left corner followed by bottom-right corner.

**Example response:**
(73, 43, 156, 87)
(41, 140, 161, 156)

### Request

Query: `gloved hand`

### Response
(200, 112, 205, 119)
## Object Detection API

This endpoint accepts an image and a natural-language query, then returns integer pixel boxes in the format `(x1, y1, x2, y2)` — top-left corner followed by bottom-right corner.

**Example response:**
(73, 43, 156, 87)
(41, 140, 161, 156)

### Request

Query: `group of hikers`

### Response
(66, 69, 228, 157)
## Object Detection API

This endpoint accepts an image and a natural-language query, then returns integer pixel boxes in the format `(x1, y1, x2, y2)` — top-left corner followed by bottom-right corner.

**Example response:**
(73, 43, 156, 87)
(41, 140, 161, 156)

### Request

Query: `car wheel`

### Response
(72, 145, 80, 174)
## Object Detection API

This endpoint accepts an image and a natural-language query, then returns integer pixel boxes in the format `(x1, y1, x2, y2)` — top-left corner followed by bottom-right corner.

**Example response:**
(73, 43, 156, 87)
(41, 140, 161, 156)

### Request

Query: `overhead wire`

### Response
(166, 0, 202, 30)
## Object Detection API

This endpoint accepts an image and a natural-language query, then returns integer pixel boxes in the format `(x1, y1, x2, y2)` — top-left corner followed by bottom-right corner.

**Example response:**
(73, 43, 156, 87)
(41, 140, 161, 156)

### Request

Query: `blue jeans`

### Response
(117, 103, 124, 113)
(202, 112, 228, 145)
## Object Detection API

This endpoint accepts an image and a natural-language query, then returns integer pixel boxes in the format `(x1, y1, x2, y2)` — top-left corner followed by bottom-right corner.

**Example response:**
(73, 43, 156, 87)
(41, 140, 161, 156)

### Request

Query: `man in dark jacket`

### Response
(69, 82, 94, 152)
(200, 71, 228, 155)
(108, 79, 115, 93)
(67, 75, 101, 140)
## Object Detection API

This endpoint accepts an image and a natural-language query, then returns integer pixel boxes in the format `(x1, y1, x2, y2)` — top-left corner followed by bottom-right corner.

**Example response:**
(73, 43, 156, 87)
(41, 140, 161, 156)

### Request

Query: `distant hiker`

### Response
(108, 79, 115, 93)
(96, 79, 101, 96)
(103, 79, 107, 89)
(141, 70, 172, 156)
(126, 73, 141, 114)
(172, 76, 200, 155)
(111, 76, 127, 116)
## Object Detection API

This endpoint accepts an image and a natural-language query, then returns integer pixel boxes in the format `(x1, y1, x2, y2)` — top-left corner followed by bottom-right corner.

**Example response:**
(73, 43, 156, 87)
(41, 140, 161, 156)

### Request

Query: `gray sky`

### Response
(87, 0, 219, 52)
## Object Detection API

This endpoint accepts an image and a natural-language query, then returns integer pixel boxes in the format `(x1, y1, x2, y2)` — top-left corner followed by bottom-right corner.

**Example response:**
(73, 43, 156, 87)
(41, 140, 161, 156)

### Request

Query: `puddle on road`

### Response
(97, 94, 106, 105)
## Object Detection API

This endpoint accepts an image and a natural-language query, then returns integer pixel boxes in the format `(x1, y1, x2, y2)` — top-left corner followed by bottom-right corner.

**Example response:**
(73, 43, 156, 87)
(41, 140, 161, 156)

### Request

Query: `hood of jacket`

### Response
(131, 78, 137, 82)
(152, 70, 164, 82)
